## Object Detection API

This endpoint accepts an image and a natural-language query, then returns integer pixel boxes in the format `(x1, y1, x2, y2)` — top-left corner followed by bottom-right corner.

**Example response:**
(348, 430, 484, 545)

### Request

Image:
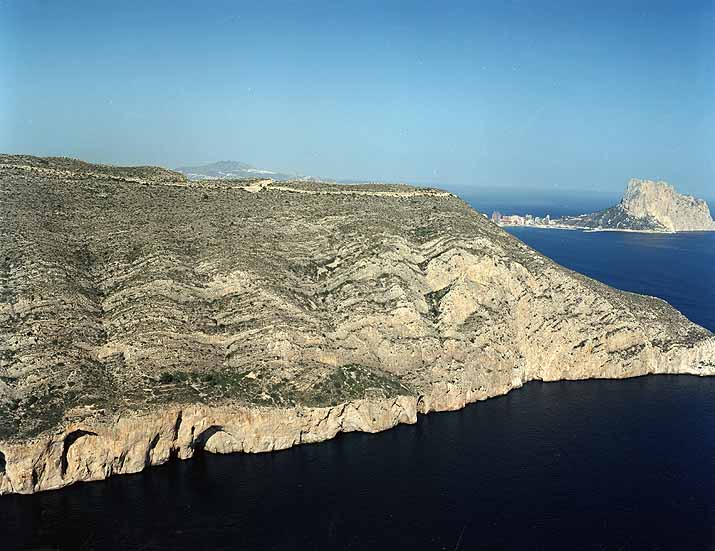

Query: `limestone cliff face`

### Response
(1, 156, 713, 495)
(557, 178, 715, 232)
(620, 179, 715, 232)
(0, 398, 418, 495)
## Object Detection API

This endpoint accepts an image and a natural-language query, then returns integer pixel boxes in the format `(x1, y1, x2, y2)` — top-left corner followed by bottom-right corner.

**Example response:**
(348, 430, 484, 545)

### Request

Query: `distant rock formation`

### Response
(558, 179, 715, 232)
(176, 160, 299, 181)
(1, 156, 713, 495)
(620, 179, 715, 231)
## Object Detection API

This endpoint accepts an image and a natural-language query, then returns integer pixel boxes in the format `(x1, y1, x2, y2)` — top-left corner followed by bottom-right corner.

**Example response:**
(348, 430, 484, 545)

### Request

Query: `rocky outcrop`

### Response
(620, 179, 715, 231)
(557, 179, 715, 232)
(1, 156, 713, 494)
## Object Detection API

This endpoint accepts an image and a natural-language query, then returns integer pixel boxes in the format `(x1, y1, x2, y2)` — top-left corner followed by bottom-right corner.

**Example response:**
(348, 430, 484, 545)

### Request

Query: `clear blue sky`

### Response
(1, 0, 713, 196)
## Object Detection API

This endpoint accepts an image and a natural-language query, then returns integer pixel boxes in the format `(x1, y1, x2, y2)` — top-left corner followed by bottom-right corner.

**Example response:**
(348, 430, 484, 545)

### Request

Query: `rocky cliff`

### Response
(1, 156, 713, 495)
(620, 179, 715, 231)
(558, 179, 715, 232)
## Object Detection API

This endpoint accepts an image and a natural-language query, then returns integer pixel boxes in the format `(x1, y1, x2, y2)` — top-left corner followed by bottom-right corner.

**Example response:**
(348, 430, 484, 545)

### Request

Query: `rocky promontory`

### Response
(558, 179, 715, 232)
(1, 156, 713, 495)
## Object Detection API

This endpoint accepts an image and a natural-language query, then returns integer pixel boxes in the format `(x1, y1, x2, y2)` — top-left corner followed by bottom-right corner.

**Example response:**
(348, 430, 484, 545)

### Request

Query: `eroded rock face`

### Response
(0, 398, 417, 495)
(558, 179, 715, 232)
(620, 179, 715, 232)
(0, 155, 713, 494)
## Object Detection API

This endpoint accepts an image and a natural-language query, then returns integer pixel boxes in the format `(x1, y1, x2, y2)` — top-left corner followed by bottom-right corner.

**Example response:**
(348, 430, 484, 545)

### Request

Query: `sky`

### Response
(1, 0, 713, 197)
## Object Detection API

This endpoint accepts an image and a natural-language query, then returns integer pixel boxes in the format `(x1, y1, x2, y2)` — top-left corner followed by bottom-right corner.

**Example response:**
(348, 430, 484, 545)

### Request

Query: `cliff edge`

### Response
(1, 156, 713, 495)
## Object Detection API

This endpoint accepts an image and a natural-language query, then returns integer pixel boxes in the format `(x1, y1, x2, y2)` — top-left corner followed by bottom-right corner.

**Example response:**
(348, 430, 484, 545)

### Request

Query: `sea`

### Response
(2, 200, 714, 550)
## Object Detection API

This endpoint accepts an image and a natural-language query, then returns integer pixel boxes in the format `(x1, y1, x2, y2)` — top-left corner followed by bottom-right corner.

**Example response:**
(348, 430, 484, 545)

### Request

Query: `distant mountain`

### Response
(174, 161, 441, 188)
(556, 179, 715, 232)
(175, 160, 300, 181)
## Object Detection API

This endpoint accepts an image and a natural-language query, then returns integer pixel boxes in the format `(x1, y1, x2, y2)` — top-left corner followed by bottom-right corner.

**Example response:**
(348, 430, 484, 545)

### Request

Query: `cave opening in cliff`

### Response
(194, 425, 225, 452)
(60, 430, 97, 477)
(0, 451, 6, 474)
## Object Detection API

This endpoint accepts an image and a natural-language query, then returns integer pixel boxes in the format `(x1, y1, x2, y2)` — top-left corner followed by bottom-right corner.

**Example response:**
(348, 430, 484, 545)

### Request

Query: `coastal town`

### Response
(490, 211, 557, 227)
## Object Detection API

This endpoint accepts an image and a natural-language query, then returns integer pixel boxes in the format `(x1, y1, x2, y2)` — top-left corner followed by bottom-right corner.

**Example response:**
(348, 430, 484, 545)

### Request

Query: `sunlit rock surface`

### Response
(1, 155, 713, 494)
(558, 179, 715, 232)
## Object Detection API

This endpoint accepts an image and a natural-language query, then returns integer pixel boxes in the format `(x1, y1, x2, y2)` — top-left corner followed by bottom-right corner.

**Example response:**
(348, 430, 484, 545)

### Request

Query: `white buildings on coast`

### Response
(490, 211, 553, 227)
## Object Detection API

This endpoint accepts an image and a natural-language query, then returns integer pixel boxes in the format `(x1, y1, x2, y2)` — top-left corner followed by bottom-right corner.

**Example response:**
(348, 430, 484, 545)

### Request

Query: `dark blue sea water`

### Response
(2, 228, 714, 551)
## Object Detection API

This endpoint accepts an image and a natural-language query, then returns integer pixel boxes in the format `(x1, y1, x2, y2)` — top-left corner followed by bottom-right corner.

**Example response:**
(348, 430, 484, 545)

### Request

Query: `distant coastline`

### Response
(492, 215, 674, 234)
(489, 178, 715, 234)
(492, 214, 714, 235)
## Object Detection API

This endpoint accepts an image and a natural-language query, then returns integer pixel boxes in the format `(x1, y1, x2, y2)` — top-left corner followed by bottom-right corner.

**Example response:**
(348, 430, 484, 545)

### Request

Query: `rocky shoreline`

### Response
(1, 155, 713, 495)
(2, 340, 714, 496)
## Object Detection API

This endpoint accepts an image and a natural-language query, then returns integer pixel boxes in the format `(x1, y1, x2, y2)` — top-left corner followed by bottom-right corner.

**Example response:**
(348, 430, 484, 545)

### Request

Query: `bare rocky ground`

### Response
(1, 155, 713, 494)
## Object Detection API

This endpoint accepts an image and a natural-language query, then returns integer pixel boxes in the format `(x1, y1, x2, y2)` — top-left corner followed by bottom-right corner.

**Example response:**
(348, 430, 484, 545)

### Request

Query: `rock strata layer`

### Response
(1, 155, 713, 495)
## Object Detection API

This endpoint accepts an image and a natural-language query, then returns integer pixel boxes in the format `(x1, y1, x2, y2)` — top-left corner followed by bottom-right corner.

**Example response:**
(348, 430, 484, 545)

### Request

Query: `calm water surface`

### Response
(2, 229, 714, 551)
